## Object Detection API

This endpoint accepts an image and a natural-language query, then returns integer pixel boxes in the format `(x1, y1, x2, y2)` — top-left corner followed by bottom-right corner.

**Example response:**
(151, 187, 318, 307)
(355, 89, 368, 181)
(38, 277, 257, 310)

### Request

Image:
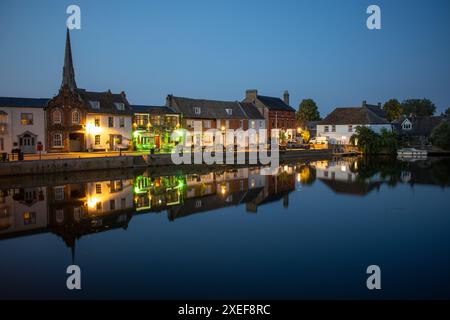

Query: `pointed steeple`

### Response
(61, 28, 77, 91)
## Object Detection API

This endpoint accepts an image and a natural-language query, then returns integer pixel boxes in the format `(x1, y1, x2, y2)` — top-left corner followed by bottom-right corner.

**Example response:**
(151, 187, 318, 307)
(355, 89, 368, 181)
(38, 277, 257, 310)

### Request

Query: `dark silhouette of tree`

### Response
(401, 99, 436, 117)
(431, 121, 450, 150)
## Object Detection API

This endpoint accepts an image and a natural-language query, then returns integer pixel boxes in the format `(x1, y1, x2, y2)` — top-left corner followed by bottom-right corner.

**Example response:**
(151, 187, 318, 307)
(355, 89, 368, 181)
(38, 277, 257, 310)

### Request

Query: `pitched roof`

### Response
(168, 95, 247, 119)
(239, 102, 265, 120)
(0, 97, 49, 108)
(257, 95, 296, 112)
(76, 89, 133, 115)
(365, 104, 387, 119)
(132, 105, 178, 115)
(320, 107, 390, 125)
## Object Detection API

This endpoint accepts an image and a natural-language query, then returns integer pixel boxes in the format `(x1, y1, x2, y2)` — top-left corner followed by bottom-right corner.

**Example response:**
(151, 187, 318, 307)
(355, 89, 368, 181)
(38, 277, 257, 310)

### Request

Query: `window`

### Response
(186, 119, 195, 128)
(250, 121, 255, 129)
(95, 135, 101, 145)
(0, 138, 4, 151)
(114, 102, 125, 110)
(54, 186, 65, 201)
(21, 113, 33, 125)
(53, 133, 63, 147)
(203, 120, 211, 129)
(23, 212, 36, 225)
(225, 109, 232, 116)
(110, 200, 115, 210)
(108, 117, 114, 128)
(53, 110, 62, 124)
(135, 114, 148, 127)
(119, 117, 125, 128)
(96, 202, 102, 211)
(95, 118, 100, 127)
(72, 110, 80, 124)
(193, 107, 201, 115)
(324, 126, 329, 133)
(348, 125, 353, 132)
(332, 125, 336, 132)
(89, 101, 100, 109)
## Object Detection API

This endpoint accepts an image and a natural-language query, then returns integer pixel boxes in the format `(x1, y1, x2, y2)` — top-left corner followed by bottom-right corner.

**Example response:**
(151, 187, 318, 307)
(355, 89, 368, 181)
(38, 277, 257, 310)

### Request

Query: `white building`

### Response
(0, 97, 48, 154)
(316, 102, 392, 145)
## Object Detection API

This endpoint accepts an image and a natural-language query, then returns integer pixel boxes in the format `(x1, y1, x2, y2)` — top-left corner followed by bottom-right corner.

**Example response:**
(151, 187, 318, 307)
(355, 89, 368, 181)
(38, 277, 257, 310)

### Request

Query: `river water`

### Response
(1, 157, 449, 299)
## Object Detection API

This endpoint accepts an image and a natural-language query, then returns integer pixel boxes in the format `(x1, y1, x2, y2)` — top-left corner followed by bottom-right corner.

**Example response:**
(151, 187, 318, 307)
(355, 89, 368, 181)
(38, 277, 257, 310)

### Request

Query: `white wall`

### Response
(0, 107, 46, 154)
(85, 114, 132, 151)
(316, 124, 392, 144)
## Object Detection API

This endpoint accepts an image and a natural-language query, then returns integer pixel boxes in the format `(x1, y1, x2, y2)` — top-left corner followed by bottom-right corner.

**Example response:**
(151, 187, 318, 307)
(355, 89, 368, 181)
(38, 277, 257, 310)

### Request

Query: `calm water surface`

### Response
(1, 157, 450, 299)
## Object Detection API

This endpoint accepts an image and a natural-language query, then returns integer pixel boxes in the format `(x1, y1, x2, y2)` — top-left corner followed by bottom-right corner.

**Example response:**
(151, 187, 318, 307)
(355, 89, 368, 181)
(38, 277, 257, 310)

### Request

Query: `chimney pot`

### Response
(245, 89, 258, 102)
(283, 90, 290, 106)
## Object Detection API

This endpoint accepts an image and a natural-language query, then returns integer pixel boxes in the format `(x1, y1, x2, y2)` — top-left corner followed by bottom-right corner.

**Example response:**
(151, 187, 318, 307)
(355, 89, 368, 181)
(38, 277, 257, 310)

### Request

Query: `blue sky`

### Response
(0, 0, 449, 116)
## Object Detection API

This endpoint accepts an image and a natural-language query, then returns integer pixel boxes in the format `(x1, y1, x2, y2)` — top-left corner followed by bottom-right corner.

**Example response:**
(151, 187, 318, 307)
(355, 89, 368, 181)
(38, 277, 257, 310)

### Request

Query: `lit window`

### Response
(114, 102, 125, 111)
(23, 212, 36, 225)
(95, 118, 100, 127)
(250, 121, 255, 129)
(53, 133, 63, 147)
(95, 135, 101, 145)
(52, 110, 62, 124)
(72, 110, 80, 124)
(21, 113, 33, 125)
(95, 183, 102, 194)
(193, 107, 201, 115)
(89, 101, 100, 109)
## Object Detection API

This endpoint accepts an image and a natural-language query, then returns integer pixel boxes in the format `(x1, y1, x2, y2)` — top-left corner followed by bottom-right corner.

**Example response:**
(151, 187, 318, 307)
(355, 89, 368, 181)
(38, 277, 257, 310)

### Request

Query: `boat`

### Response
(397, 148, 428, 159)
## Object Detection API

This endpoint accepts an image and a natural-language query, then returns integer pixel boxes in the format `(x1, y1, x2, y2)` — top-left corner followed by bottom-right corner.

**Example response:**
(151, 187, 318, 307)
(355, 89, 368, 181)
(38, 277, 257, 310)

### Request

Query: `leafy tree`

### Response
(379, 129, 399, 154)
(296, 99, 321, 126)
(383, 99, 403, 121)
(299, 128, 310, 143)
(401, 99, 436, 117)
(350, 126, 382, 155)
(431, 121, 450, 150)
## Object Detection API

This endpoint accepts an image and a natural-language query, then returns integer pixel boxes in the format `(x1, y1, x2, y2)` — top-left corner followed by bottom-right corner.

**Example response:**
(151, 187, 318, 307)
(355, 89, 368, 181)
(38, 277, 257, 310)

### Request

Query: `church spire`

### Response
(61, 28, 77, 91)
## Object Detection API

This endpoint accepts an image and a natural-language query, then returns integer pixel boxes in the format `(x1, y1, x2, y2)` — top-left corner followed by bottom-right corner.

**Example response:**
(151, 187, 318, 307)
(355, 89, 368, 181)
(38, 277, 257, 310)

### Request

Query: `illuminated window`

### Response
(94, 135, 101, 145)
(193, 107, 201, 115)
(94, 118, 100, 127)
(21, 113, 33, 125)
(95, 183, 102, 194)
(23, 212, 36, 225)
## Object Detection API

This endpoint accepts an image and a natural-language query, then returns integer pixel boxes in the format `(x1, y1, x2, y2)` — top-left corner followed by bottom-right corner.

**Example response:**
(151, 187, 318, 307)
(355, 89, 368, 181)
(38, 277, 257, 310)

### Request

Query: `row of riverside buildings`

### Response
(0, 30, 296, 155)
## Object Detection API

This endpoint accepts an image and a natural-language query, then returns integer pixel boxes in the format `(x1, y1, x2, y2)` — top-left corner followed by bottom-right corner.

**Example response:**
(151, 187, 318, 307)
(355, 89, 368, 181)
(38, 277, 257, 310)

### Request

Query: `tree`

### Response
(296, 99, 321, 126)
(444, 108, 450, 117)
(379, 129, 399, 154)
(431, 121, 450, 150)
(383, 99, 403, 122)
(401, 99, 436, 117)
(350, 126, 382, 155)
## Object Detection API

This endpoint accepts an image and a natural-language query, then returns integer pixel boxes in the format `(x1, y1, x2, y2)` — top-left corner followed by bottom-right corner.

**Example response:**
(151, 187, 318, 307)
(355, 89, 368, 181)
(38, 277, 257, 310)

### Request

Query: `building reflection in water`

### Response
(2, 157, 448, 250)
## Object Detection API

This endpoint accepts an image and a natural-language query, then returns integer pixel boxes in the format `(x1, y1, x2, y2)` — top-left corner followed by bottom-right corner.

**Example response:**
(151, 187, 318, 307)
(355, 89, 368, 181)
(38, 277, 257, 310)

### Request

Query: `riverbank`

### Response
(0, 149, 340, 177)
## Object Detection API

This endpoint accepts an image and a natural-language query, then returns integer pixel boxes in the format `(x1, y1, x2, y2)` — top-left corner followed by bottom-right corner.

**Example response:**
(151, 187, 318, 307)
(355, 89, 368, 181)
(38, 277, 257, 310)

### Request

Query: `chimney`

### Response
(283, 90, 290, 106)
(245, 89, 258, 103)
(120, 91, 126, 98)
(166, 94, 173, 107)
(362, 100, 367, 107)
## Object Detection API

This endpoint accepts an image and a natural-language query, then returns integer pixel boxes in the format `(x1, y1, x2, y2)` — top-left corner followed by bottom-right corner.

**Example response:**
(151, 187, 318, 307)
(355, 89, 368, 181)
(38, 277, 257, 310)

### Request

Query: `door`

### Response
(155, 135, 161, 149)
(69, 133, 83, 152)
(19, 133, 36, 154)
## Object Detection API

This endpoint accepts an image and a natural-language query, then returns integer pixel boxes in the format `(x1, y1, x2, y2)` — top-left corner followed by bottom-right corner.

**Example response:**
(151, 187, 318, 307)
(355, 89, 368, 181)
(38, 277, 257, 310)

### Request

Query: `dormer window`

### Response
(225, 109, 232, 116)
(89, 101, 100, 109)
(193, 107, 201, 115)
(114, 102, 125, 111)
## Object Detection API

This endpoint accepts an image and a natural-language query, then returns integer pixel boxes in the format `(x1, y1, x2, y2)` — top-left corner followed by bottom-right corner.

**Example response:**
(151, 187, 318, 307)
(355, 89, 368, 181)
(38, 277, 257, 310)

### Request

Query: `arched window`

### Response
(72, 110, 80, 124)
(52, 110, 62, 124)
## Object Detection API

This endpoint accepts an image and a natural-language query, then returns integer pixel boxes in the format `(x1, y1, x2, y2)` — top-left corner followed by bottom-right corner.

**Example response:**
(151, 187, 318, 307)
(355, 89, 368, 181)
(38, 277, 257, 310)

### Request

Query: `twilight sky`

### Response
(0, 0, 449, 116)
